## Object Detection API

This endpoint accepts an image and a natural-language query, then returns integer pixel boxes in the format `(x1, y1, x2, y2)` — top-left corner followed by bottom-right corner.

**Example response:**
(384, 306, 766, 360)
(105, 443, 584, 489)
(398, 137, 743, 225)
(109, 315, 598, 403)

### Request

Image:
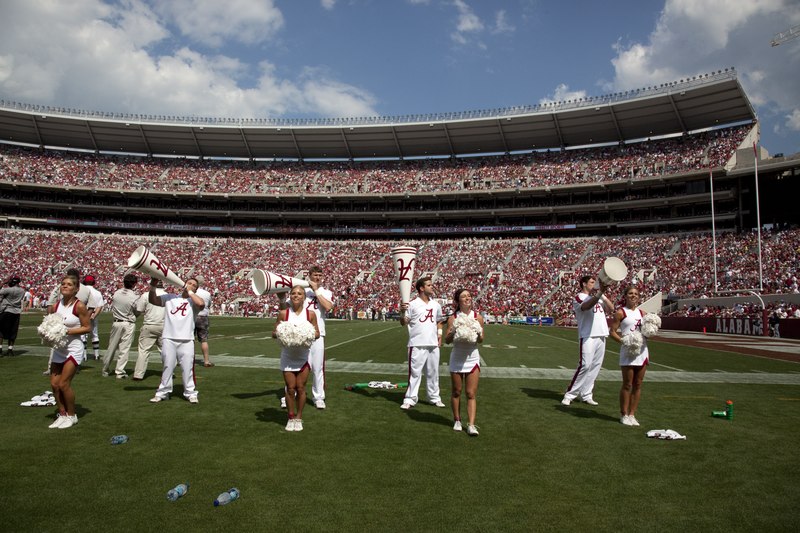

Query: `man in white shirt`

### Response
(102, 274, 140, 379)
(562, 275, 614, 406)
(193, 274, 214, 368)
(132, 279, 165, 381)
(83, 274, 105, 360)
(148, 277, 205, 404)
(400, 276, 446, 410)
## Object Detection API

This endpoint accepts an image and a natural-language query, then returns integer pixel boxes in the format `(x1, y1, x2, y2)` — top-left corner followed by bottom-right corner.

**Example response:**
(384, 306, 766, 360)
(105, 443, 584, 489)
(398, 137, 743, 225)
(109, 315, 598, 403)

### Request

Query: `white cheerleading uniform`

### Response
(403, 297, 444, 406)
(51, 300, 84, 366)
(449, 310, 481, 374)
(618, 307, 650, 367)
(564, 292, 610, 403)
(280, 308, 313, 373)
(153, 294, 200, 401)
(305, 286, 333, 401)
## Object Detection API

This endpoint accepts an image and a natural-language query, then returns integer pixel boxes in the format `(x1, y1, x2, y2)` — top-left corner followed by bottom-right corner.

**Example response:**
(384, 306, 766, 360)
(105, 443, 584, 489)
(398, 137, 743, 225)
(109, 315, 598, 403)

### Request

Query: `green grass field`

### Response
(2, 314, 800, 532)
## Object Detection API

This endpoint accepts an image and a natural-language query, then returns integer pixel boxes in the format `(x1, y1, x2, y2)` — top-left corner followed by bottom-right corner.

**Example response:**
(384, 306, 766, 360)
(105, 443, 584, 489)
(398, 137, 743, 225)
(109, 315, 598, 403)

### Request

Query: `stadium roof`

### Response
(0, 69, 755, 160)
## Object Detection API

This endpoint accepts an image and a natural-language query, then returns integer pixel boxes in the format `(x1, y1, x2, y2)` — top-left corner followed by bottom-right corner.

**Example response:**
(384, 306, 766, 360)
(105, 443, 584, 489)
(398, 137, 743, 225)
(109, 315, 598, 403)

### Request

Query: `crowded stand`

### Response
(2, 227, 797, 326)
(0, 125, 749, 195)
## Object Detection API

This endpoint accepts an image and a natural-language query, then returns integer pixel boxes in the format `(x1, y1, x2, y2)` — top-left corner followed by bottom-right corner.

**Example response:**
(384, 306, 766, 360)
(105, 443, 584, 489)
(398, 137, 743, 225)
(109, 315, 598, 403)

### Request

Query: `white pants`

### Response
(103, 322, 135, 376)
(564, 336, 606, 402)
(403, 346, 441, 406)
(309, 337, 326, 401)
(134, 324, 163, 379)
(154, 338, 197, 400)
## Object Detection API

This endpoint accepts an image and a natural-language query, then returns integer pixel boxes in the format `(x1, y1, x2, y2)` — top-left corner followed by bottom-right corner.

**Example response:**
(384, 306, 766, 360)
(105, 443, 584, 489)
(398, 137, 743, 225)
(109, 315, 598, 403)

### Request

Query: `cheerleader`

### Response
(444, 289, 484, 436)
(609, 286, 650, 427)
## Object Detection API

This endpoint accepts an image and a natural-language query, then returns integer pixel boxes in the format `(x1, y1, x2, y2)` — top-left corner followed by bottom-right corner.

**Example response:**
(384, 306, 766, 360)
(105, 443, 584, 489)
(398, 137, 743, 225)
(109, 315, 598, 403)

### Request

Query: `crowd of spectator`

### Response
(0, 125, 750, 195)
(2, 225, 797, 325)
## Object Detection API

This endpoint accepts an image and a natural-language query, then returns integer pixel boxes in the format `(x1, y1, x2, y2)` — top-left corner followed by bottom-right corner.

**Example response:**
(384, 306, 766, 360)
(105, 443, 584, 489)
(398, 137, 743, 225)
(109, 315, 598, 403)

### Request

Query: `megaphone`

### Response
(598, 257, 628, 285)
(251, 269, 310, 296)
(127, 246, 185, 288)
(390, 246, 417, 304)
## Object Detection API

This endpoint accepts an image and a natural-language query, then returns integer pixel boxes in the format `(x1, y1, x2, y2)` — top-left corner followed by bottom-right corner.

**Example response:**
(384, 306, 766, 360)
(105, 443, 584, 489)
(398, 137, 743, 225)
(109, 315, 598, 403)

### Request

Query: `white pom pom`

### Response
(641, 313, 661, 337)
(621, 329, 644, 355)
(276, 320, 316, 347)
(37, 313, 69, 349)
(453, 314, 481, 343)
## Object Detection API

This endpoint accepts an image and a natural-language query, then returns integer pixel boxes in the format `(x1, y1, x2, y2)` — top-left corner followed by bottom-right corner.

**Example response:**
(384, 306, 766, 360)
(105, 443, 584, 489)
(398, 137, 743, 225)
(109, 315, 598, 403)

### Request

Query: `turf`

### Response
(1, 314, 799, 532)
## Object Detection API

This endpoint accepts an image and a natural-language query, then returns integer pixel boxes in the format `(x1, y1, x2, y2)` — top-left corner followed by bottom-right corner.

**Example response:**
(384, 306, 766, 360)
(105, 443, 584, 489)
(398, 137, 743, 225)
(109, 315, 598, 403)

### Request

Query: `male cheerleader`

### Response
(400, 276, 446, 410)
(562, 275, 613, 406)
(148, 277, 205, 404)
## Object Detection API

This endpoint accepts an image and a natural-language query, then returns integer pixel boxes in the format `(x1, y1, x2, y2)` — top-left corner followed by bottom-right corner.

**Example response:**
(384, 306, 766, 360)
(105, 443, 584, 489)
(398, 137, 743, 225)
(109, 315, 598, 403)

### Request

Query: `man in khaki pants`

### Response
(132, 279, 165, 381)
(102, 274, 140, 379)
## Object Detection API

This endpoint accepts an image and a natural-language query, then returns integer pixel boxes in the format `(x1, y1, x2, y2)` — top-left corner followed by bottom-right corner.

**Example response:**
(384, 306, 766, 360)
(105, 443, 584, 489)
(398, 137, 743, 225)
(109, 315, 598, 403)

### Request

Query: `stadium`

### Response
(2, 62, 800, 532)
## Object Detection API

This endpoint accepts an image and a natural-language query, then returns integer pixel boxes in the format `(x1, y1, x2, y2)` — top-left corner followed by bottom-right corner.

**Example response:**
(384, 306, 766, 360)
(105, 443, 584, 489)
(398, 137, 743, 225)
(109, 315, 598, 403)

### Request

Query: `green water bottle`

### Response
(711, 410, 727, 418)
(725, 400, 734, 420)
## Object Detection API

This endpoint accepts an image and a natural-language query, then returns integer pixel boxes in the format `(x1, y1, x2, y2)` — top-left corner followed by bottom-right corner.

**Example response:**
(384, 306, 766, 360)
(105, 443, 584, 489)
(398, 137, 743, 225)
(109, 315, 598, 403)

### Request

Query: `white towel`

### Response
(646, 429, 687, 440)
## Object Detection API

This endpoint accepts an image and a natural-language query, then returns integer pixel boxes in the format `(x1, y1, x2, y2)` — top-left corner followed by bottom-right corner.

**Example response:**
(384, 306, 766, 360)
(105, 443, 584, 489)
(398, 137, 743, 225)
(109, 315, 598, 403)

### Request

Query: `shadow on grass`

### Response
(41, 404, 92, 423)
(521, 387, 563, 401)
(231, 387, 283, 400)
(255, 406, 290, 428)
(556, 405, 618, 422)
(405, 407, 452, 427)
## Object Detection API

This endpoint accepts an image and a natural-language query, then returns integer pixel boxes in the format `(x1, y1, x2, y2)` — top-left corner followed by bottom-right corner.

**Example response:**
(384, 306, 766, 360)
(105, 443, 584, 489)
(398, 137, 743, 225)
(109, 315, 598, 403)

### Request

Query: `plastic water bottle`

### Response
(726, 400, 734, 420)
(167, 483, 189, 502)
(110, 435, 129, 445)
(213, 487, 240, 506)
(711, 410, 727, 418)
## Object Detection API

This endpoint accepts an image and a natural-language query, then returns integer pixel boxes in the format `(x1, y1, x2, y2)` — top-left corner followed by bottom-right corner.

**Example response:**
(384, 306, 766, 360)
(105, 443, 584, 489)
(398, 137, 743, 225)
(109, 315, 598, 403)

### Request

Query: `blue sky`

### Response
(0, 0, 798, 155)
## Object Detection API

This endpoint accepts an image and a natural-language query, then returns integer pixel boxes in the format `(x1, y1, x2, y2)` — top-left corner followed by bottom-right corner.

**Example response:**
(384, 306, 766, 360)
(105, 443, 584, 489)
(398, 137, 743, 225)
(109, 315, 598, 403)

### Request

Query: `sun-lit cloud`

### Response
(787, 109, 800, 131)
(492, 9, 515, 34)
(321, 0, 336, 10)
(451, 0, 484, 44)
(539, 83, 588, 105)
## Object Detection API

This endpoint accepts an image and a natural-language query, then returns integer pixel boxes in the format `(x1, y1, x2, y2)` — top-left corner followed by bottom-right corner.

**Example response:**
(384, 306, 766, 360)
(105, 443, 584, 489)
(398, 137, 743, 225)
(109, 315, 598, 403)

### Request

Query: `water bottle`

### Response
(213, 487, 240, 506)
(110, 435, 129, 445)
(167, 483, 189, 502)
(711, 410, 727, 418)
(725, 400, 734, 420)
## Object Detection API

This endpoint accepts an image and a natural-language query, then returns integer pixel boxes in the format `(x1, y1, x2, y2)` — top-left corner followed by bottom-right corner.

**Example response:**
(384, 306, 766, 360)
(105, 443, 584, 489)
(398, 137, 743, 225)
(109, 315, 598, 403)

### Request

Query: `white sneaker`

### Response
(431, 400, 446, 408)
(620, 415, 634, 426)
(42, 369, 51, 376)
(561, 397, 572, 406)
(150, 394, 168, 403)
(294, 419, 304, 432)
(453, 420, 462, 431)
(188, 396, 199, 404)
(629, 416, 640, 427)
(58, 415, 78, 429)
(314, 399, 326, 410)
(466, 424, 479, 436)
(285, 419, 296, 432)
(116, 374, 128, 380)
(400, 402, 412, 410)
(49, 414, 67, 429)
(280, 397, 287, 409)
(583, 398, 599, 406)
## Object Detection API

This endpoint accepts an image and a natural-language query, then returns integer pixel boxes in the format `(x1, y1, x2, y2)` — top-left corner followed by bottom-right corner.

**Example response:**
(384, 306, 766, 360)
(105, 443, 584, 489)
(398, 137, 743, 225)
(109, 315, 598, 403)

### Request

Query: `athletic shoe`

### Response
(314, 399, 326, 410)
(280, 397, 287, 409)
(561, 397, 572, 406)
(583, 398, 599, 406)
(620, 415, 634, 426)
(58, 415, 78, 429)
(294, 419, 304, 432)
(116, 374, 128, 380)
(42, 369, 51, 376)
(400, 403, 412, 410)
(150, 394, 168, 403)
(466, 425, 480, 436)
(49, 414, 67, 429)
(453, 420, 462, 431)
(629, 416, 640, 427)
(101, 371, 110, 377)
(431, 400, 446, 408)
(285, 419, 296, 432)
(188, 396, 199, 404)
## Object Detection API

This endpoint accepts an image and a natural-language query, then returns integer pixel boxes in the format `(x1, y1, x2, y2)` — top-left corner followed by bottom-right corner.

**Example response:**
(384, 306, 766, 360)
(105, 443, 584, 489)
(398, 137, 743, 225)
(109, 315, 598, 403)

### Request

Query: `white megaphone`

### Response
(390, 246, 417, 304)
(127, 246, 185, 288)
(598, 257, 628, 285)
(251, 269, 310, 296)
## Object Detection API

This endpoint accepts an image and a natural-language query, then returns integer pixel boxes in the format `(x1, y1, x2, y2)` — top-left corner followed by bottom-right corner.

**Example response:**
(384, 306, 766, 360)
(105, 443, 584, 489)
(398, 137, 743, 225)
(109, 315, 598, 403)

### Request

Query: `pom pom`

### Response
(641, 313, 661, 337)
(275, 320, 316, 348)
(452, 314, 483, 343)
(37, 313, 69, 349)
(621, 329, 644, 356)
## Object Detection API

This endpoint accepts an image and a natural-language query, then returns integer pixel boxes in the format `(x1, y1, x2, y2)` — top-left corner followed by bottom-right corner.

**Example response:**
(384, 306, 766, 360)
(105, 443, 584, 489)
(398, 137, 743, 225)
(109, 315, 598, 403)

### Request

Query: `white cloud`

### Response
(608, 0, 800, 132)
(0, 0, 378, 119)
(321, 0, 336, 10)
(787, 109, 800, 131)
(451, 0, 484, 44)
(492, 9, 515, 34)
(539, 84, 588, 105)
(153, 0, 285, 47)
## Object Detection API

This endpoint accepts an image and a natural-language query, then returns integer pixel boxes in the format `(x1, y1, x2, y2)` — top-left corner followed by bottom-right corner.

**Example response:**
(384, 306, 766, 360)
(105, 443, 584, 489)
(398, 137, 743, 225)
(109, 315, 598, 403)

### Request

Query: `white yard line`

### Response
(325, 327, 396, 349)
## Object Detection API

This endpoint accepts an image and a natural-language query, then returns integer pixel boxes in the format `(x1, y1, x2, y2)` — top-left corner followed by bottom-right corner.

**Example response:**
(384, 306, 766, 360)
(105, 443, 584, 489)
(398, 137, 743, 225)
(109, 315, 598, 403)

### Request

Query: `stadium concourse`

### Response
(1, 227, 798, 324)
